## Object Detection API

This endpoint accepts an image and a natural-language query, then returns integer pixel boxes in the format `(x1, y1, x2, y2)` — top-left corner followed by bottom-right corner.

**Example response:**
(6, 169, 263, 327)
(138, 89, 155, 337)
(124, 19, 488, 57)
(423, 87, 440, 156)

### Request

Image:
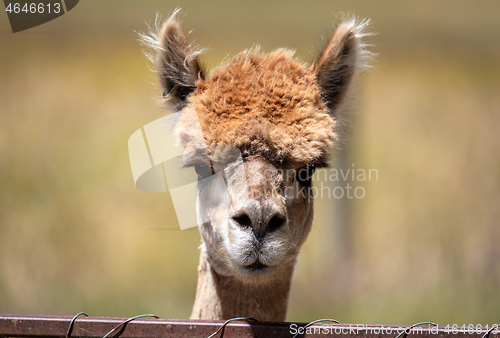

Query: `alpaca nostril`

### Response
(267, 215, 286, 233)
(232, 206, 286, 234)
(232, 214, 253, 229)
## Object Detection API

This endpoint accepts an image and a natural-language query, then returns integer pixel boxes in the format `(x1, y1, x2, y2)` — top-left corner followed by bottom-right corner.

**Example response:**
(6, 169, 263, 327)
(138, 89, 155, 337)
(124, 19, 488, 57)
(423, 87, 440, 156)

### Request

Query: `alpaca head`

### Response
(144, 11, 371, 284)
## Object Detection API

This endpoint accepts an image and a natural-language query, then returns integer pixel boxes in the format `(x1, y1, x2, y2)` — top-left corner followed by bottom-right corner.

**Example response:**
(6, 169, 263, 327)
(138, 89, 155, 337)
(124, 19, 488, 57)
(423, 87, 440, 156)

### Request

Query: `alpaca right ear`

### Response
(314, 18, 372, 116)
(147, 10, 205, 110)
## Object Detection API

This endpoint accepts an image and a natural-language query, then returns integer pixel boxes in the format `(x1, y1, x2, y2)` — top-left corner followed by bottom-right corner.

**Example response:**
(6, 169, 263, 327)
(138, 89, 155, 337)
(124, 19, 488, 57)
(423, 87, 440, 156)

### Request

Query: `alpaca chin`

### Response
(232, 262, 283, 285)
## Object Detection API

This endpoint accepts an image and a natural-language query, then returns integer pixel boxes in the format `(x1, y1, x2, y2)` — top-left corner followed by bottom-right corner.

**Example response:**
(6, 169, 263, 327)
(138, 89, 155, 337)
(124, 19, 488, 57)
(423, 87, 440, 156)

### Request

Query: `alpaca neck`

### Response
(190, 250, 293, 321)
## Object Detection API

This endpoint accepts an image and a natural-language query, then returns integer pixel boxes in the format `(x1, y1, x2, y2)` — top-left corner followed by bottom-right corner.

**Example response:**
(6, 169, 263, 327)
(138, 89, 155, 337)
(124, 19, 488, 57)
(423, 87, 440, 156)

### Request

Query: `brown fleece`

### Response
(178, 49, 336, 167)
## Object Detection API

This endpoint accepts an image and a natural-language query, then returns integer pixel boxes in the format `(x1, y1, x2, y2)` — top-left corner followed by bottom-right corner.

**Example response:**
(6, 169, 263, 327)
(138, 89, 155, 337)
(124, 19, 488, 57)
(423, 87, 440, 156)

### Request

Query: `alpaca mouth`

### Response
(243, 260, 268, 271)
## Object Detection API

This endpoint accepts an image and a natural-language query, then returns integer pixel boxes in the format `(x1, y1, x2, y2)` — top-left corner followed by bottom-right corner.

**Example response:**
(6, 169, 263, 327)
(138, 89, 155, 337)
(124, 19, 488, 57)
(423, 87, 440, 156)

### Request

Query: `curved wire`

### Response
(207, 317, 257, 338)
(65, 312, 88, 338)
(395, 322, 438, 338)
(291, 318, 340, 338)
(102, 314, 159, 338)
(482, 324, 499, 338)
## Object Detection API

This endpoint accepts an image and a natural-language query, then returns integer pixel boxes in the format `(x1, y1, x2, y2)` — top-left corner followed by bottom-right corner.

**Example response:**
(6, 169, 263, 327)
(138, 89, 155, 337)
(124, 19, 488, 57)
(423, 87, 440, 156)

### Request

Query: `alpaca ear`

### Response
(314, 18, 371, 116)
(152, 11, 205, 110)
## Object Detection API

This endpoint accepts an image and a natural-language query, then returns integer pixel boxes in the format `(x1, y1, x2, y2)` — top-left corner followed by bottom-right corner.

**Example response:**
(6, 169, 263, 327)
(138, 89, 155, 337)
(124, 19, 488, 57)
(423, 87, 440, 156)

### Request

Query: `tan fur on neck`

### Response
(191, 250, 292, 321)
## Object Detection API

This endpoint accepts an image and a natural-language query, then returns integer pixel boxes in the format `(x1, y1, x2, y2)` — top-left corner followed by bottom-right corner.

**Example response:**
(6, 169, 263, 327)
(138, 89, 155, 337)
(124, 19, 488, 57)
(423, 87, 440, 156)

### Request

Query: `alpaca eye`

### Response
(296, 164, 315, 183)
(194, 164, 214, 180)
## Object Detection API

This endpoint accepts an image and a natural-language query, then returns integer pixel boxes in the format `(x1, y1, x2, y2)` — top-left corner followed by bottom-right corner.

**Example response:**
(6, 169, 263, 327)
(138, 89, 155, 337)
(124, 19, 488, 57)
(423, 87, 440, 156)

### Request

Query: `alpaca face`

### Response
(144, 10, 370, 283)
(175, 51, 333, 283)
(194, 153, 316, 283)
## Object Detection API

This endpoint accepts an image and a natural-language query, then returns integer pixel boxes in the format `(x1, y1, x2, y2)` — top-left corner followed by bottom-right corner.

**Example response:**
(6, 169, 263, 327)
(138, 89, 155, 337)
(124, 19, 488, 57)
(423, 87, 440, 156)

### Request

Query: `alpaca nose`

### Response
(231, 202, 287, 238)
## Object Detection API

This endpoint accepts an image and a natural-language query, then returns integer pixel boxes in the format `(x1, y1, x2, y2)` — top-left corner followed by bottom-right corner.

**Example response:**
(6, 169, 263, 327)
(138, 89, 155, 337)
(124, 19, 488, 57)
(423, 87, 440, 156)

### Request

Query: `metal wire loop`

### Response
(207, 317, 258, 338)
(102, 314, 159, 338)
(291, 318, 340, 338)
(395, 322, 438, 338)
(65, 312, 88, 338)
(482, 324, 499, 338)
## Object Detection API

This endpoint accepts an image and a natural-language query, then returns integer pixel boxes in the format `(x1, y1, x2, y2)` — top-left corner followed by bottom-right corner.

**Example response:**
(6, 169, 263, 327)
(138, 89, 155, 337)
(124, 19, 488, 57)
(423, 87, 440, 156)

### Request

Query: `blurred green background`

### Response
(1, 0, 499, 325)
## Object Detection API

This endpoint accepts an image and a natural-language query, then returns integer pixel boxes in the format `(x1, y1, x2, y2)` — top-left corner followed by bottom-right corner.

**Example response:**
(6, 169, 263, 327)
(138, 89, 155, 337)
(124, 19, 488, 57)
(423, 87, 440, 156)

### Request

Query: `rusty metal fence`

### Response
(0, 314, 498, 338)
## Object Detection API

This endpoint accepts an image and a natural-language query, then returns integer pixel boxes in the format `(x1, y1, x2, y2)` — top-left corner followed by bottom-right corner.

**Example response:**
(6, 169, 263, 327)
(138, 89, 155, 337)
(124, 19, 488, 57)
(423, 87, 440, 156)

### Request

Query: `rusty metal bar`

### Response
(0, 315, 496, 338)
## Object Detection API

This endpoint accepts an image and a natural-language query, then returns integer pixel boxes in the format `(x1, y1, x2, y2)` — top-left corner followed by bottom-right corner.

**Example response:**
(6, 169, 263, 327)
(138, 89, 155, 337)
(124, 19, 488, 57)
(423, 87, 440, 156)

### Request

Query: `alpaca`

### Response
(142, 11, 372, 322)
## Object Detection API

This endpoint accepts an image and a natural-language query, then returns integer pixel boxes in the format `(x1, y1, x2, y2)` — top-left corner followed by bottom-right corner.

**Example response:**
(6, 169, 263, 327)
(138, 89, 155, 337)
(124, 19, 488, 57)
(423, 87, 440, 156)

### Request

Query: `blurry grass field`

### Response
(1, 0, 499, 324)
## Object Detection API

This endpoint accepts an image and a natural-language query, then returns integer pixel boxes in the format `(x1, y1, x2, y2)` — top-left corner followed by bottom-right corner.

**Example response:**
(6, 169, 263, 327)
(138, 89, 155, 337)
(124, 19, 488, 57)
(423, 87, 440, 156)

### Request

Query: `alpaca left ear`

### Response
(142, 10, 205, 111)
(314, 18, 372, 116)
